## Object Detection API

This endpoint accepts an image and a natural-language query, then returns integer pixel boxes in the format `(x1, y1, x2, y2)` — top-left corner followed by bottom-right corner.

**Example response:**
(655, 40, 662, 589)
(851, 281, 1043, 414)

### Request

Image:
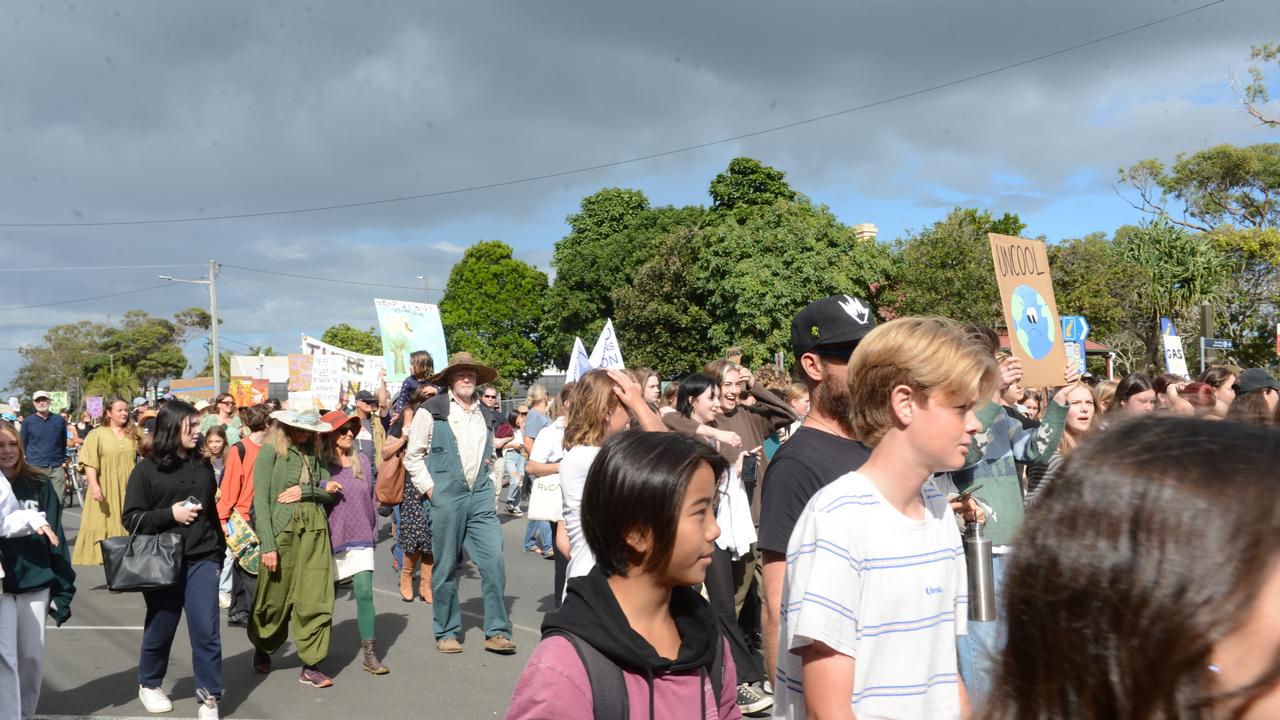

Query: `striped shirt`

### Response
(775, 472, 967, 720)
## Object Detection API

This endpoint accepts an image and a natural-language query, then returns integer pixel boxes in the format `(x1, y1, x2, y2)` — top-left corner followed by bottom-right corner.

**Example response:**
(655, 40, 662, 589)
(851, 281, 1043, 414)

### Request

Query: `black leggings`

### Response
(704, 545, 762, 685)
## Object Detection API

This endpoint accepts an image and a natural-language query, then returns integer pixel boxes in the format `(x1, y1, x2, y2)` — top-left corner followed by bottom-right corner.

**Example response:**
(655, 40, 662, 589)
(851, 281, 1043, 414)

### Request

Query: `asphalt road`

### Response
(37, 502, 557, 719)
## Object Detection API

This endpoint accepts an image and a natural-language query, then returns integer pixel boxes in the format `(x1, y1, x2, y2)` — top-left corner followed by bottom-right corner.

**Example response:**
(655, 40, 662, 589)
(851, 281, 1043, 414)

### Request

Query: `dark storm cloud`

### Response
(1, 0, 1274, 387)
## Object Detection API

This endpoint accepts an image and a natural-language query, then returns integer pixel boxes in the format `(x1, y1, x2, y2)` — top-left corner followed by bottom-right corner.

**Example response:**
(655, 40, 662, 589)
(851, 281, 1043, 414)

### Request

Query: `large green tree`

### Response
(884, 208, 1027, 327)
(9, 320, 108, 406)
(540, 187, 705, 367)
(709, 157, 797, 212)
(99, 310, 190, 397)
(320, 323, 382, 355)
(439, 240, 550, 391)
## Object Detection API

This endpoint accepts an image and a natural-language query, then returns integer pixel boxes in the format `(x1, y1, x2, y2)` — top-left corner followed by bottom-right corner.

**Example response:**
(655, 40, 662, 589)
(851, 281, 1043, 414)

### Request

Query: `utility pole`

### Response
(158, 259, 221, 395)
(210, 259, 220, 394)
(417, 275, 429, 304)
(1199, 301, 1214, 374)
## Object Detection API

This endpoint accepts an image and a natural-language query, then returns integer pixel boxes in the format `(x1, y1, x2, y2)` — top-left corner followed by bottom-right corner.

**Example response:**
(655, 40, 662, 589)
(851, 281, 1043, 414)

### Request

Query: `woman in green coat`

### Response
(248, 408, 341, 688)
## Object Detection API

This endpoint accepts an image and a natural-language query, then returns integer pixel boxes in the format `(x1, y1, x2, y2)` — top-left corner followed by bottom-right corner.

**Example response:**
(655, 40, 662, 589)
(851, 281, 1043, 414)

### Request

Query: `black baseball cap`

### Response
(1234, 368, 1280, 395)
(791, 295, 876, 358)
(354, 390, 377, 404)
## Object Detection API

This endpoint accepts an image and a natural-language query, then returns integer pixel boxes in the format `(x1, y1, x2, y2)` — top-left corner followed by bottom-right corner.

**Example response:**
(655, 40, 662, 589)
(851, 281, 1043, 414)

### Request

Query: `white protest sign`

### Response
(300, 334, 384, 405)
(588, 319, 625, 370)
(1160, 318, 1189, 379)
(309, 355, 344, 409)
(566, 337, 591, 382)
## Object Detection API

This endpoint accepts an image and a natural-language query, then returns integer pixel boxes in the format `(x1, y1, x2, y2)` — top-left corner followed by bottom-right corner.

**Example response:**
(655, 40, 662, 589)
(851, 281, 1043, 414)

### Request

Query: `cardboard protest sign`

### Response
(86, 396, 104, 420)
(288, 354, 313, 391)
(48, 391, 69, 414)
(229, 377, 269, 407)
(989, 234, 1070, 388)
(170, 377, 217, 403)
(373, 299, 449, 386)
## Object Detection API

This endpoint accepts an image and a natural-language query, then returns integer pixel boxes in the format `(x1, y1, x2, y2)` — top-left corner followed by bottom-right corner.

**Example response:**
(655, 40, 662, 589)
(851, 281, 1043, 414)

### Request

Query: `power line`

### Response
(0, 0, 1227, 230)
(0, 283, 174, 312)
(0, 264, 206, 272)
(221, 263, 444, 292)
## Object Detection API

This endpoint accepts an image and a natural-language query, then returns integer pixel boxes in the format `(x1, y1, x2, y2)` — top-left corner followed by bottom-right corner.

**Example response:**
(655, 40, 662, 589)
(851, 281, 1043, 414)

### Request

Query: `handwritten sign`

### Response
(86, 396, 104, 419)
(288, 354, 313, 392)
(373, 299, 448, 386)
(300, 334, 384, 407)
(229, 377, 269, 407)
(989, 234, 1069, 387)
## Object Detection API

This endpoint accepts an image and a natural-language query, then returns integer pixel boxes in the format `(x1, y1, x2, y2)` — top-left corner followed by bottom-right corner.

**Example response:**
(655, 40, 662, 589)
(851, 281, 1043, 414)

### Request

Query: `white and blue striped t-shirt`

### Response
(775, 471, 968, 720)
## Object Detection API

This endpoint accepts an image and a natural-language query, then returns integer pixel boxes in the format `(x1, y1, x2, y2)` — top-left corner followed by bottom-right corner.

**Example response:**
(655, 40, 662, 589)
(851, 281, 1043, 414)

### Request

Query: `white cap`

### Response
(32, 391, 50, 401)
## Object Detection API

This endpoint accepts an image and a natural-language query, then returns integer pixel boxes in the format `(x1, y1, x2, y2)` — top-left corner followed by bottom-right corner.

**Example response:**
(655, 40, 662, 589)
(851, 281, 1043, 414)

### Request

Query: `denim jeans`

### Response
(503, 452, 525, 506)
(956, 551, 1007, 708)
(139, 558, 223, 700)
(522, 519, 551, 551)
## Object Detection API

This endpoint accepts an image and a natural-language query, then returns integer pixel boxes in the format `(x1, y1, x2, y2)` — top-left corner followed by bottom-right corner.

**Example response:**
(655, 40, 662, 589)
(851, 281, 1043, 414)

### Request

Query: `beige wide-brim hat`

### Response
(430, 351, 497, 386)
(269, 408, 333, 433)
(194, 400, 211, 412)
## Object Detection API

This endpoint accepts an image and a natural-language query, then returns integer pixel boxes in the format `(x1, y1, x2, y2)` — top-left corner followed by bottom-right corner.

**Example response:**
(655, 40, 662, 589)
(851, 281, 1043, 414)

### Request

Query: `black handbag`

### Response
(100, 515, 183, 593)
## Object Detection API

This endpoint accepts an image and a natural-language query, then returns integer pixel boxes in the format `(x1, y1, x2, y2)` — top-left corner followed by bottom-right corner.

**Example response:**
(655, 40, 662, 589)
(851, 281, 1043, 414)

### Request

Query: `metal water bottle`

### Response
(964, 521, 997, 622)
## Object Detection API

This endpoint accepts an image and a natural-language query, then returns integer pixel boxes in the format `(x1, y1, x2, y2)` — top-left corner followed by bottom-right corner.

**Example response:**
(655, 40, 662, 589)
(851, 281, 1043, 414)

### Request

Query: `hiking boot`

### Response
(436, 637, 464, 654)
(251, 649, 271, 674)
(362, 639, 389, 675)
(138, 685, 172, 713)
(298, 664, 333, 688)
(737, 682, 773, 715)
(484, 635, 517, 655)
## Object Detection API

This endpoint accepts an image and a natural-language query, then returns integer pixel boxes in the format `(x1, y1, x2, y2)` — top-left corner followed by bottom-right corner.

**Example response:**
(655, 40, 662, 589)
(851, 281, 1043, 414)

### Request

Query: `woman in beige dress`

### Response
(71, 398, 139, 565)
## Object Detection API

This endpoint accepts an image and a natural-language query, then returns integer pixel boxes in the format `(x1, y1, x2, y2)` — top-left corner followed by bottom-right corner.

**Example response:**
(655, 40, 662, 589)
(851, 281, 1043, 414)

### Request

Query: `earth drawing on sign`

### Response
(1010, 284, 1055, 360)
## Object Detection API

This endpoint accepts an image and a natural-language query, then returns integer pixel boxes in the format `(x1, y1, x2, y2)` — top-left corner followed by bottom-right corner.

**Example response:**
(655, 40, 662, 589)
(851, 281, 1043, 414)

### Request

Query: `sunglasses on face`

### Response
(219, 400, 234, 406)
(482, 394, 497, 399)
(339, 426, 358, 436)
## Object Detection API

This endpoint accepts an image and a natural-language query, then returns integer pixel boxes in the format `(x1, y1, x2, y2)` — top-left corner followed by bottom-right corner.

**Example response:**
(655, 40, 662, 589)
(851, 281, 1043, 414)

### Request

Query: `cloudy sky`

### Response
(2, 0, 1277, 392)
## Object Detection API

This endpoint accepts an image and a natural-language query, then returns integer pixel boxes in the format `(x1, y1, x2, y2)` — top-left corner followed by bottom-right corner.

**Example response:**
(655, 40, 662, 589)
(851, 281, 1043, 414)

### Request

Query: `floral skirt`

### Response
(397, 492, 432, 556)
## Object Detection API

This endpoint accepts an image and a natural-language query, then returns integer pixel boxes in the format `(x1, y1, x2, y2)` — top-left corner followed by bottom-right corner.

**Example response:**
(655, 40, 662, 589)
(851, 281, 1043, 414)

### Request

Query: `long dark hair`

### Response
(675, 373, 717, 418)
(151, 400, 205, 472)
(582, 430, 727, 578)
(1106, 373, 1154, 416)
(985, 415, 1280, 719)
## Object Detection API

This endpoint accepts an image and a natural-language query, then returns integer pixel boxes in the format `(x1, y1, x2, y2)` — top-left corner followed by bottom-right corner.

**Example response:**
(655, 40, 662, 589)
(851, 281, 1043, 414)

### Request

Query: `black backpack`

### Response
(545, 629, 724, 719)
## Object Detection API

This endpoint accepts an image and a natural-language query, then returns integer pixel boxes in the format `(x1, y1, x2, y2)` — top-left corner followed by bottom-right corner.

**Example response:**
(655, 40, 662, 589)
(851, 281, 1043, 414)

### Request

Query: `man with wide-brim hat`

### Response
(405, 351, 516, 655)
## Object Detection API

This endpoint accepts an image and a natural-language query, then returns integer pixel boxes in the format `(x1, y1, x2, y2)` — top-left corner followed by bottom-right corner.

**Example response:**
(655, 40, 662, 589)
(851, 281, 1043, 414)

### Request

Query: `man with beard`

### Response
(758, 295, 876, 688)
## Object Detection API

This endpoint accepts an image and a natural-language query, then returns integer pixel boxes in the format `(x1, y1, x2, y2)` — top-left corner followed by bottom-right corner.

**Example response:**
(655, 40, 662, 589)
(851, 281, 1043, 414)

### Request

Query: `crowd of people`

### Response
(3, 296, 1280, 719)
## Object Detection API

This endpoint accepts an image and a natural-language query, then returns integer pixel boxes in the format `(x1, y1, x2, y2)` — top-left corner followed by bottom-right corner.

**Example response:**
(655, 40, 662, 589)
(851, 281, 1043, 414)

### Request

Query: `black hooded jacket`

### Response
(541, 567, 727, 719)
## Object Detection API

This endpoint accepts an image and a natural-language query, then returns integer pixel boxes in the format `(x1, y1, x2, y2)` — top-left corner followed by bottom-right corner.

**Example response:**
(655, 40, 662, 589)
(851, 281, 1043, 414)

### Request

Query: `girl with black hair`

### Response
(508, 431, 740, 719)
(121, 400, 225, 719)
(668, 373, 771, 714)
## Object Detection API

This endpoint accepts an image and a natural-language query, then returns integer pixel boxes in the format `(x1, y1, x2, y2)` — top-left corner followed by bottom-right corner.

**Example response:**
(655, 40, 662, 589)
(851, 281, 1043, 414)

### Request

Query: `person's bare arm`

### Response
(761, 550, 786, 685)
(801, 641, 857, 720)
(609, 369, 666, 432)
(554, 521, 571, 558)
(527, 460, 560, 477)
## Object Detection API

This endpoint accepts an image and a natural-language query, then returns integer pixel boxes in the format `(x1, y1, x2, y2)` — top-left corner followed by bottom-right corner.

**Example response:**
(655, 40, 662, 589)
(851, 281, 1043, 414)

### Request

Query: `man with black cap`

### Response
(352, 389, 387, 475)
(758, 295, 876, 687)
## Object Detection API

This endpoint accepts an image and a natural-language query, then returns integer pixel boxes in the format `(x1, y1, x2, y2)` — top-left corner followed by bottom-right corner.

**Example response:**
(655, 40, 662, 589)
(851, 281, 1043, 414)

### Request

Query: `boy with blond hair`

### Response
(775, 316, 999, 720)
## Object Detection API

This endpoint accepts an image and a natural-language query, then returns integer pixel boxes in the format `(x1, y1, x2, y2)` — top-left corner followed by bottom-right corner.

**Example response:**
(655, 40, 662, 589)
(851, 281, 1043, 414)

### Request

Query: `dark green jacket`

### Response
(0, 474, 75, 619)
(253, 444, 333, 554)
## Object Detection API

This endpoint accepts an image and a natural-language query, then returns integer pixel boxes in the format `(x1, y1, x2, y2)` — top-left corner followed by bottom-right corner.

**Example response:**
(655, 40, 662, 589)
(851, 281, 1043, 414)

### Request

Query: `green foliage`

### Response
(200, 350, 232, 379)
(439, 240, 550, 391)
(9, 320, 107, 399)
(613, 229, 717, 376)
(884, 208, 1027, 328)
(540, 187, 706, 366)
(1208, 226, 1280, 368)
(320, 323, 382, 355)
(84, 366, 141, 400)
(99, 311, 189, 394)
(709, 157, 796, 212)
(693, 197, 892, 367)
(1243, 43, 1279, 127)
(1120, 144, 1280, 231)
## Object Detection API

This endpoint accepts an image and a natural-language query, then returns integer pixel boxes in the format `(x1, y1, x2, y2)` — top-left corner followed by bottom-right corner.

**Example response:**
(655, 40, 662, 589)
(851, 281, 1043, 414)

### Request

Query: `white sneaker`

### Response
(218, 592, 232, 609)
(197, 696, 219, 720)
(138, 685, 173, 713)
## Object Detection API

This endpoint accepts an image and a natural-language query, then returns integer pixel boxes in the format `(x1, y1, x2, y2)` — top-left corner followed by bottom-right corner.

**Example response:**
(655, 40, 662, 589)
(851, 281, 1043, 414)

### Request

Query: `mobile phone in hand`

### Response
(183, 496, 203, 509)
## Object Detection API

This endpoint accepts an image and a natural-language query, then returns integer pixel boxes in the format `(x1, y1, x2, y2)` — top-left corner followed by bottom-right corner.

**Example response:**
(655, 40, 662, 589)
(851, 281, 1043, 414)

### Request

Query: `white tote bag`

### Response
(526, 473, 563, 522)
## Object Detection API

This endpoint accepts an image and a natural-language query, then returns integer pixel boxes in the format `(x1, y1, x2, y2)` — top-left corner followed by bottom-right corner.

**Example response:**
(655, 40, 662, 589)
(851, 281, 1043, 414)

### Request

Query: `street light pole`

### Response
(416, 275, 429, 304)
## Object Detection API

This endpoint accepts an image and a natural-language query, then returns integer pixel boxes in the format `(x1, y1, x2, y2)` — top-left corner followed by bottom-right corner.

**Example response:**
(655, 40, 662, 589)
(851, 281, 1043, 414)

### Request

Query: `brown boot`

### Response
(418, 554, 434, 603)
(399, 552, 419, 603)
(361, 639, 389, 675)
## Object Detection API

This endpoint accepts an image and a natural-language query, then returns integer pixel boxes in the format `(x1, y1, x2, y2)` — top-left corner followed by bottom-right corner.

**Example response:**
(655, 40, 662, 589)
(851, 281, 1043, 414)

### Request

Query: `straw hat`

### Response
(269, 407, 332, 433)
(430, 351, 497, 386)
